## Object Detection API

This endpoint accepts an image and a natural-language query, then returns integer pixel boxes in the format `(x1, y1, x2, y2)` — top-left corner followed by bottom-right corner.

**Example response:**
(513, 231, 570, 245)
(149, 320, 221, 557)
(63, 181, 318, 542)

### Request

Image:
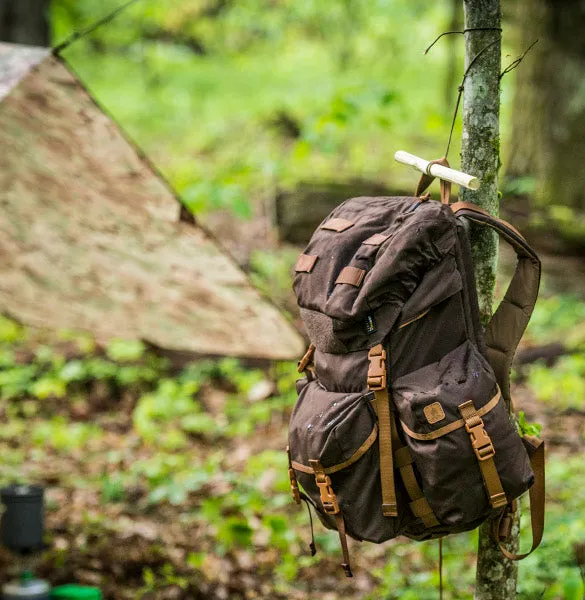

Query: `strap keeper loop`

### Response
(382, 502, 398, 517)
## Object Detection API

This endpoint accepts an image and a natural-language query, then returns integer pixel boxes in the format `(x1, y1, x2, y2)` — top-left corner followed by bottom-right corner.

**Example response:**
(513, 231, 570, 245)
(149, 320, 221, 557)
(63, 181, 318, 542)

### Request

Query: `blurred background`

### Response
(0, 0, 584, 598)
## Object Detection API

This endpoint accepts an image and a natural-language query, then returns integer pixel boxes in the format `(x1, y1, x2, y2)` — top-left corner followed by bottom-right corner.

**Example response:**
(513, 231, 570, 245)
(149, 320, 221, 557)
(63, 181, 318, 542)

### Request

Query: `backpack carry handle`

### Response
(494, 435, 545, 561)
(414, 156, 452, 205)
(450, 202, 541, 406)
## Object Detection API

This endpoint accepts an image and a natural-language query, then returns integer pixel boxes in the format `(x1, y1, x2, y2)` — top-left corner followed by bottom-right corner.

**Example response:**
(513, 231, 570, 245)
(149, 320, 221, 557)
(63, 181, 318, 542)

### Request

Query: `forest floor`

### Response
(0, 246, 584, 600)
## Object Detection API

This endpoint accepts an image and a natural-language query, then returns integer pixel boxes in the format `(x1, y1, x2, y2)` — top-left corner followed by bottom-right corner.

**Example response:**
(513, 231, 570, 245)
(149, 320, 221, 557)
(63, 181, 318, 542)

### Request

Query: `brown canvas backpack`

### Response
(287, 189, 545, 577)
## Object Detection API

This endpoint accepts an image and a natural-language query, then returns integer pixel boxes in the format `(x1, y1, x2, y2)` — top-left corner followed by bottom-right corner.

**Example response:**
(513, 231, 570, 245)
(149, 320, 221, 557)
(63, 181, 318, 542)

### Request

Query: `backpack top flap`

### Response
(293, 196, 458, 353)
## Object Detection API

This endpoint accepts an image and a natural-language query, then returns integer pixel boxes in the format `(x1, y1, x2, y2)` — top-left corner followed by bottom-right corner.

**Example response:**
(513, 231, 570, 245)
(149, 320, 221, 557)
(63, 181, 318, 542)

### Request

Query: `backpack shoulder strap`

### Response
(450, 202, 541, 406)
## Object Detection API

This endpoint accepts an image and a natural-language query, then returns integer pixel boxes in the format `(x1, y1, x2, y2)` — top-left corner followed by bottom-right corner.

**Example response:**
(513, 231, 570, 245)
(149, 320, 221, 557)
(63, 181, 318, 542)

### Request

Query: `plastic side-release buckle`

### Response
(367, 345, 387, 391)
(465, 419, 496, 461)
(309, 460, 340, 515)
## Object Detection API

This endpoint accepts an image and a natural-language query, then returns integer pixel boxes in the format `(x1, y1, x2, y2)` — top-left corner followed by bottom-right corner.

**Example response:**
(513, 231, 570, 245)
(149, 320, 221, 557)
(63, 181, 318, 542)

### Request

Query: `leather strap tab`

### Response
(297, 343, 315, 373)
(336, 266, 366, 287)
(363, 233, 390, 246)
(458, 400, 507, 509)
(415, 156, 452, 204)
(321, 217, 354, 232)
(368, 345, 397, 517)
(294, 254, 318, 273)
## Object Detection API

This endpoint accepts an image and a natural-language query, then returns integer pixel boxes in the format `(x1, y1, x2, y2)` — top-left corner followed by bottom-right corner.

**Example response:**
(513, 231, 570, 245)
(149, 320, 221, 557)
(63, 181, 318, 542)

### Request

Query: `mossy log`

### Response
(276, 180, 395, 244)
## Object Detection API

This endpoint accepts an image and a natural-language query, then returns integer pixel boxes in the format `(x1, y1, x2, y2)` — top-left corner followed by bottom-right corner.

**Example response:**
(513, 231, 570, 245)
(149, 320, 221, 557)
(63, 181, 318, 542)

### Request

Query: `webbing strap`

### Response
(309, 459, 352, 577)
(335, 512, 353, 578)
(393, 428, 439, 528)
(450, 202, 541, 406)
(368, 344, 398, 517)
(298, 491, 317, 557)
(495, 437, 545, 560)
(458, 400, 507, 510)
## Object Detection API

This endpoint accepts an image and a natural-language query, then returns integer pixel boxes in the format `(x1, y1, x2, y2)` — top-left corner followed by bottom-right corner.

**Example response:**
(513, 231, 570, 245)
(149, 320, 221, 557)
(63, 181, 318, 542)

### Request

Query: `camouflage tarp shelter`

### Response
(0, 42, 303, 359)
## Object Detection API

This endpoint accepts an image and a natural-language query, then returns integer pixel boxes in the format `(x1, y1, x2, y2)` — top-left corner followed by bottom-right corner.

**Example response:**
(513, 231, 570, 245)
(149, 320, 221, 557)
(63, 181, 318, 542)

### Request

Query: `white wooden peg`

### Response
(394, 150, 480, 191)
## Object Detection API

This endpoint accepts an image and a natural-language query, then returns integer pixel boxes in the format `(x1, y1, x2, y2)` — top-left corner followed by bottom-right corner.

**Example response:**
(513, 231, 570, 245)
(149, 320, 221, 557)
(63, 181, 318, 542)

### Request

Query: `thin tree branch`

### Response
(53, 0, 143, 55)
(499, 39, 539, 79)
(424, 27, 501, 55)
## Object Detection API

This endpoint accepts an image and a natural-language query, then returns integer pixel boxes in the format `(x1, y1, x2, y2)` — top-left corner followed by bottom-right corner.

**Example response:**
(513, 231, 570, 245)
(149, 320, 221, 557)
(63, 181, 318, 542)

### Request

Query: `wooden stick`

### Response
(394, 150, 480, 190)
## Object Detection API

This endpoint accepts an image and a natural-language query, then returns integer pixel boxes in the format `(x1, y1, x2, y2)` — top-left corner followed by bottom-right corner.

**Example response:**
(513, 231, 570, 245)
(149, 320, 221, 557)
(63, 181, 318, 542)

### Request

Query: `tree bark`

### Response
(0, 0, 49, 46)
(460, 1, 519, 598)
(507, 0, 585, 211)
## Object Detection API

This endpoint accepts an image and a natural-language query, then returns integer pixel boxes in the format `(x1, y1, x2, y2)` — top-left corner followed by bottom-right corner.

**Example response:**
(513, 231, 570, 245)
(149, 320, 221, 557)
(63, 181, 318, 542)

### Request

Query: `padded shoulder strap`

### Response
(450, 202, 541, 405)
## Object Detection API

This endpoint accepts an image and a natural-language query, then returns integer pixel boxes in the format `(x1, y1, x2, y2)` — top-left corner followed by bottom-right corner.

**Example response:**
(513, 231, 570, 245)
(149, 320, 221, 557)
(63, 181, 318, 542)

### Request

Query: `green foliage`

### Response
(2, 314, 585, 597)
(523, 294, 585, 411)
(139, 563, 189, 595)
(502, 175, 536, 197)
(527, 294, 585, 347)
(248, 247, 299, 310)
(105, 338, 146, 362)
(517, 411, 543, 438)
(51, 0, 471, 221)
(528, 355, 585, 411)
(32, 417, 102, 452)
(0, 315, 25, 343)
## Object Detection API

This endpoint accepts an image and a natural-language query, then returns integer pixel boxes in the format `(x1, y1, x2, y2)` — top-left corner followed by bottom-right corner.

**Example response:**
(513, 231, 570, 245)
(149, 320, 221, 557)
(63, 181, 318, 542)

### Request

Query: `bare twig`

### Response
(443, 38, 500, 158)
(500, 39, 539, 79)
(425, 30, 464, 55)
(424, 27, 501, 55)
(53, 0, 144, 55)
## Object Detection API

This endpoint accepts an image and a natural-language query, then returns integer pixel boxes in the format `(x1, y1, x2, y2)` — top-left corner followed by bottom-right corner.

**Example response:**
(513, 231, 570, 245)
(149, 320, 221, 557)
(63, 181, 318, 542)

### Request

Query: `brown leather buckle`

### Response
(312, 471, 340, 515)
(367, 346, 387, 391)
(289, 468, 301, 505)
(465, 420, 495, 461)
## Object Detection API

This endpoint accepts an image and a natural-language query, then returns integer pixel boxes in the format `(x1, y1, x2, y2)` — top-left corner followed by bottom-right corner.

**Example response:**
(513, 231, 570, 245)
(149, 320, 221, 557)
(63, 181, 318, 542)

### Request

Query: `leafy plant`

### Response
(527, 355, 585, 411)
(517, 411, 543, 438)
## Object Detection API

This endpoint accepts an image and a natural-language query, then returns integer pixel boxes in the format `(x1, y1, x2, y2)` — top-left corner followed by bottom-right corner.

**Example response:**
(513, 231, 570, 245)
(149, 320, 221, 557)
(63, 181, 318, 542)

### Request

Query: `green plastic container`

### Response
(50, 586, 102, 600)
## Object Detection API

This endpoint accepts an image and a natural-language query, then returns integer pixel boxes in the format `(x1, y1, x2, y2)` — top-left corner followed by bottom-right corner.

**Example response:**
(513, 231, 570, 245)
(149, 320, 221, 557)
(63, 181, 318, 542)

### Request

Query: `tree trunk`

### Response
(507, 0, 585, 211)
(460, 0, 501, 324)
(460, 1, 519, 599)
(0, 0, 49, 46)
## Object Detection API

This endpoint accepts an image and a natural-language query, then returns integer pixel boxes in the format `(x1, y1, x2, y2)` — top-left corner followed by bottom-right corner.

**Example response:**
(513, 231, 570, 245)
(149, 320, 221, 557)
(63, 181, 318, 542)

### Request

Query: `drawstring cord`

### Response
(299, 491, 317, 556)
(439, 538, 444, 600)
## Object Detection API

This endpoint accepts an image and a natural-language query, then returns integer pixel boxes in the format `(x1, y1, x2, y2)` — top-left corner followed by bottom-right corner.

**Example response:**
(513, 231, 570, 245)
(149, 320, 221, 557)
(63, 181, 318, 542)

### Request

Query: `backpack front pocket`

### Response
(392, 341, 534, 529)
(288, 379, 414, 543)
